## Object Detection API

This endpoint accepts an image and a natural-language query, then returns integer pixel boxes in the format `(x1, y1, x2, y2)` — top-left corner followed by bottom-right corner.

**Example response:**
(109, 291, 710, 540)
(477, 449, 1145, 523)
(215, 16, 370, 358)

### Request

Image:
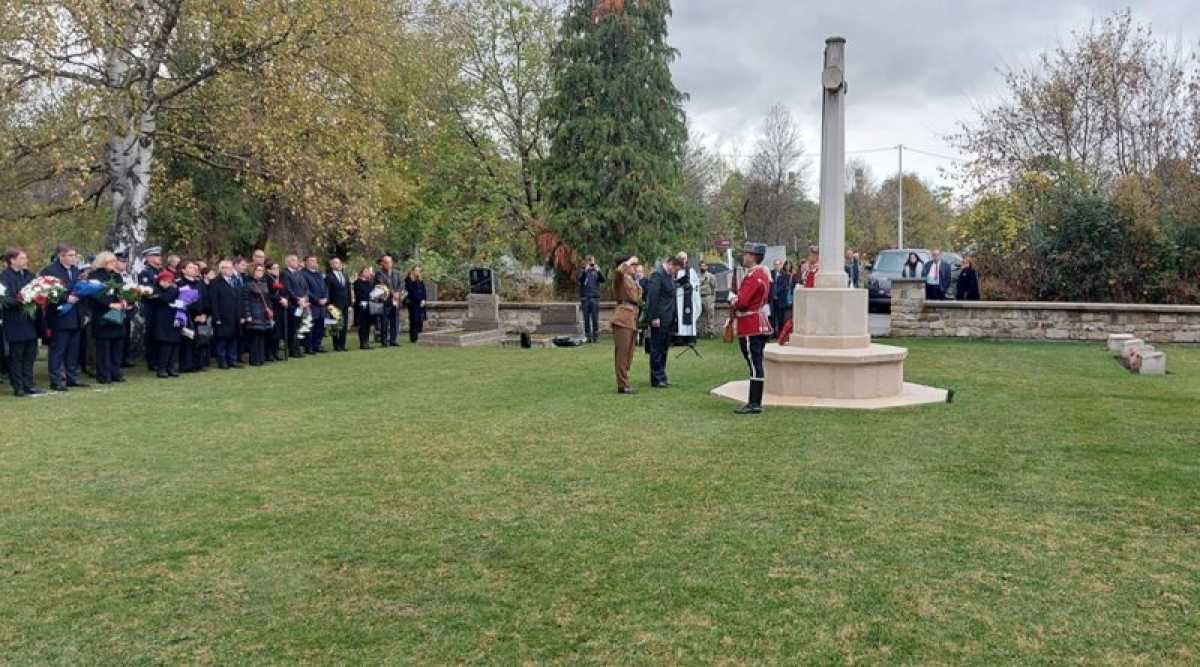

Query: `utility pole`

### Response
(897, 144, 904, 249)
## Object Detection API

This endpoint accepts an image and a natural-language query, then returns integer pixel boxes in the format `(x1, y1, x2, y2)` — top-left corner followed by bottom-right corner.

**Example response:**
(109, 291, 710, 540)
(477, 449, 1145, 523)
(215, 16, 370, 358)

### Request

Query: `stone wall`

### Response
(424, 301, 731, 334)
(889, 278, 1200, 344)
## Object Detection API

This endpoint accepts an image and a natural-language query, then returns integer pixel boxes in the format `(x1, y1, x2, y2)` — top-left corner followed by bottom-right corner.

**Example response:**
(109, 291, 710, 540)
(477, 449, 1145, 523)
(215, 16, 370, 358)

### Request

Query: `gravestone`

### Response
(1139, 350, 1167, 376)
(469, 268, 497, 295)
(1107, 333, 1135, 353)
(463, 293, 501, 332)
(536, 304, 583, 336)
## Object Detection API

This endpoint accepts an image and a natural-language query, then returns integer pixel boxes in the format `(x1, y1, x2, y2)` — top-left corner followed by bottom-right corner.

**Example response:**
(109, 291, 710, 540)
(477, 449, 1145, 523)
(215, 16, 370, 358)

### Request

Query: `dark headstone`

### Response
(469, 268, 496, 295)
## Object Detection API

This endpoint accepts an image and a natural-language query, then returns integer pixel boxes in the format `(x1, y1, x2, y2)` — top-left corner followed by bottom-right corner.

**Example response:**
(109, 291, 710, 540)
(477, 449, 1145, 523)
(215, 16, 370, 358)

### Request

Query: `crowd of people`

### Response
(0, 245, 430, 397)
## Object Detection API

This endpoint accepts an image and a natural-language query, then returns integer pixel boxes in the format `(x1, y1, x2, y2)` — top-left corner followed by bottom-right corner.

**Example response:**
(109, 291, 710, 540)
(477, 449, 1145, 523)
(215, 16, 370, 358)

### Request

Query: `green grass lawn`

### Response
(1, 338, 1198, 664)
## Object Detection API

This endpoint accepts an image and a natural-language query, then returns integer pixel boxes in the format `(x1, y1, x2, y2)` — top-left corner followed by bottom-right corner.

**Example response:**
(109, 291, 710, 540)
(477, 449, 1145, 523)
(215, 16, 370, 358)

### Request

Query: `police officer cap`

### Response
(743, 242, 768, 257)
(142, 246, 163, 258)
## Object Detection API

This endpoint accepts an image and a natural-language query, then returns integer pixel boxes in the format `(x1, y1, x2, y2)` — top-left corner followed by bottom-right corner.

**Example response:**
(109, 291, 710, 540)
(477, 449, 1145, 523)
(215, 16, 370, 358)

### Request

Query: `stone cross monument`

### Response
(710, 37, 947, 409)
(815, 37, 849, 290)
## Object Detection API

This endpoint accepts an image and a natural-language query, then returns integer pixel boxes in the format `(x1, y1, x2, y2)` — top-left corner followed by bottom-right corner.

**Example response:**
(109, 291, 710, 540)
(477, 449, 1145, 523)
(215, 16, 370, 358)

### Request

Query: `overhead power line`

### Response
(712, 144, 970, 162)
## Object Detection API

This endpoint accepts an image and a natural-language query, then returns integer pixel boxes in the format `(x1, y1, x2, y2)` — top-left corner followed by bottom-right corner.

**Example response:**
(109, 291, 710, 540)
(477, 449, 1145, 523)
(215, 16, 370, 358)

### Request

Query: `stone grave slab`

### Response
(536, 304, 583, 336)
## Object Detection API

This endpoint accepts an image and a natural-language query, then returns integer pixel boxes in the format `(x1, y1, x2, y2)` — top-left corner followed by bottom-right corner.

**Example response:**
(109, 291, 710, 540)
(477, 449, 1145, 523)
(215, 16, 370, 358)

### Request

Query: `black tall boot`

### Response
(735, 379, 764, 415)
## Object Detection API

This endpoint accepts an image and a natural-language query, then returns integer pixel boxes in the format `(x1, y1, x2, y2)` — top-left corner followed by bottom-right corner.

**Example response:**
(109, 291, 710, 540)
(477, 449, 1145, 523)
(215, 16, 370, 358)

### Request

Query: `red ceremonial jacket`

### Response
(731, 264, 773, 337)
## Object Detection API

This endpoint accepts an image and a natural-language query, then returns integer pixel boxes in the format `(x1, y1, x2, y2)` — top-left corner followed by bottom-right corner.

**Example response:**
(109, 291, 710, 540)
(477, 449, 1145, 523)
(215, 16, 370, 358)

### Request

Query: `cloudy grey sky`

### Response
(668, 1, 1200, 197)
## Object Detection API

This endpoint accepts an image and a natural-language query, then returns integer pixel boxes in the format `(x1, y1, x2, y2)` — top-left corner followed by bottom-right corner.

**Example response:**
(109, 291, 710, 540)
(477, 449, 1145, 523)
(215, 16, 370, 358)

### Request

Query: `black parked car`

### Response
(866, 249, 963, 312)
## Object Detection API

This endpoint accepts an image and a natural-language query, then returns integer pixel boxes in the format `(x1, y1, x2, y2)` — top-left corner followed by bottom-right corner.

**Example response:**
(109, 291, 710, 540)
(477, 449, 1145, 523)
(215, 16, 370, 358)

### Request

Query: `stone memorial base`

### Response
(421, 292, 505, 347)
(713, 286, 947, 410)
(711, 379, 947, 410)
(419, 329, 505, 348)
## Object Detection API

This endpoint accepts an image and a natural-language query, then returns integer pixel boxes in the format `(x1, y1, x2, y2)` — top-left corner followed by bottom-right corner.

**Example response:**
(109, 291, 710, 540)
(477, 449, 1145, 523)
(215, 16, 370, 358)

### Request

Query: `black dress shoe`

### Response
(25, 387, 45, 395)
(157, 372, 170, 379)
(96, 379, 110, 385)
(734, 404, 762, 415)
(113, 376, 126, 383)
(50, 384, 68, 392)
(168, 371, 180, 378)
(67, 381, 90, 388)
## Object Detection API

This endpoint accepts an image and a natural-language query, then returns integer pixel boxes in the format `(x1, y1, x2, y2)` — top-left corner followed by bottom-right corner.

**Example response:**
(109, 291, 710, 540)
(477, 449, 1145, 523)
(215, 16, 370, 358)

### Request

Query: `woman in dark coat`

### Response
(955, 256, 981, 301)
(241, 263, 275, 366)
(403, 266, 428, 344)
(2, 249, 42, 396)
(266, 262, 287, 361)
(176, 260, 209, 372)
(85, 252, 128, 384)
(150, 271, 182, 378)
(352, 266, 376, 350)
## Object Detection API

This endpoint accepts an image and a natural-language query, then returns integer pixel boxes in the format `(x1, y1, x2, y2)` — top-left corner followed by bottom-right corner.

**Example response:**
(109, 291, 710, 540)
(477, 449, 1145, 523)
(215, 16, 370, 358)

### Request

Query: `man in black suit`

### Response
(138, 247, 164, 371)
(40, 244, 88, 391)
(303, 254, 328, 354)
(282, 254, 311, 358)
(209, 260, 243, 369)
(645, 255, 681, 388)
(325, 257, 351, 351)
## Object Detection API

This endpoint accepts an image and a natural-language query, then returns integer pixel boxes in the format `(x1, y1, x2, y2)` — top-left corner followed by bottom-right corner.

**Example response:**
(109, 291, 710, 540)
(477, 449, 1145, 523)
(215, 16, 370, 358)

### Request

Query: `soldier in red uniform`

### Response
(729, 242, 774, 415)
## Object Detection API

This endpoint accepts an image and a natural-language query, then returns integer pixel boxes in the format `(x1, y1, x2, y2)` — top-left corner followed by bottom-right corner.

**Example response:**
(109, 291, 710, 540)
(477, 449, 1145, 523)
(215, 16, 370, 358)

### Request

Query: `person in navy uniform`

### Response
(644, 254, 681, 388)
(303, 254, 328, 353)
(2, 249, 43, 397)
(40, 244, 88, 391)
(137, 246, 164, 371)
(282, 254, 311, 358)
(728, 242, 774, 415)
(114, 250, 137, 368)
(209, 260, 244, 369)
(325, 257, 351, 351)
(85, 251, 128, 384)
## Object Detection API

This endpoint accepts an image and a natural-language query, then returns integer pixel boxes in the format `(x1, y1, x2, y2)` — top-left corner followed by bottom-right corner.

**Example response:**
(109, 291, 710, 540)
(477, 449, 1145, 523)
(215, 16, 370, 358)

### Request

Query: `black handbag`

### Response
(195, 322, 214, 344)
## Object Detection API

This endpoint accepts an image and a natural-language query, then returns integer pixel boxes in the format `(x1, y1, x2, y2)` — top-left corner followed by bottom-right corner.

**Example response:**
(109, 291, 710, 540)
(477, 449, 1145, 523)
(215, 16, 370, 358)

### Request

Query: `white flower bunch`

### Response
(369, 285, 391, 302)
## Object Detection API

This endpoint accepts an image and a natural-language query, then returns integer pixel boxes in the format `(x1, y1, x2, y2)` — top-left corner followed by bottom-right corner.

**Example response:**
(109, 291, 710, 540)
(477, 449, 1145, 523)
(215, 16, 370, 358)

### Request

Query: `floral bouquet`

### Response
(106, 277, 154, 305)
(368, 284, 390, 302)
(325, 304, 343, 328)
(17, 275, 67, 317)
(0, 281, 8, 308)
(296, 308, 314, 340)
(58, 279, 107, 314)
(170, 285, 202, 334)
